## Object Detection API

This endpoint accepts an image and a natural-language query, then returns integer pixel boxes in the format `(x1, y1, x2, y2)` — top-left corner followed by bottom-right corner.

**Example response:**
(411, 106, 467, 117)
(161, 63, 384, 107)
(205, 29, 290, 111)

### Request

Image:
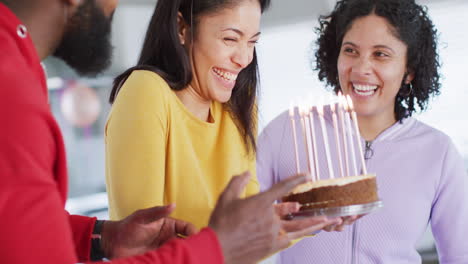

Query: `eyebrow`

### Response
(222, 28, 261, 38)
(342, 41, 395, 53)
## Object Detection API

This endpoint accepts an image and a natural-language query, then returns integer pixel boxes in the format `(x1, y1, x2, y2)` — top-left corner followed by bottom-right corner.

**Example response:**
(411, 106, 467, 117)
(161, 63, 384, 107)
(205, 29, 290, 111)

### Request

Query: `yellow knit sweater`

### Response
(105, 70, 258, 228)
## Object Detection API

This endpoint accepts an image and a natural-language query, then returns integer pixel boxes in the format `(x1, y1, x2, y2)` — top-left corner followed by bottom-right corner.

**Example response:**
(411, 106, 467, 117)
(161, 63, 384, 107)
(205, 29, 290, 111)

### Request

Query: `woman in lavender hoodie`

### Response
(257, 0, 468, 263)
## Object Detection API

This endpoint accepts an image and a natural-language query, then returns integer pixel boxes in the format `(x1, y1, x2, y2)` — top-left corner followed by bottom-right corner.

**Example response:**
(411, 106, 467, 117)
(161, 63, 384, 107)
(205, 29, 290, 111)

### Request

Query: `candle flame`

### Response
(338, 92, 345, 108)
(316, 102, 324, 116)
(330, 101, 336, 113)
(346, 95, 354, 111)
(299, 103, 305, 116)
(289, 102, 295, 117)
(305, 106, 311, 116)
(307, 95, 315, 111)
(302, 103, 310, 116)
(341, 95, 349, 111)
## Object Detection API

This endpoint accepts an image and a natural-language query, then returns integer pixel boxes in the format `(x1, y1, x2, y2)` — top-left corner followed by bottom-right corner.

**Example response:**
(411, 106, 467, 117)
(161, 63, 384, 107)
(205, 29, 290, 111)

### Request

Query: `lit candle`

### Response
(346, 95, 368, 175)
(342, 97, 358, 176)
(289, 103, 301, 174)
(316, 103, 334, 179)
(338, 92, 350, 177)
(307, 106, 320, 181)
(299, 105, 312, 176)
(330, 102, 345, 178)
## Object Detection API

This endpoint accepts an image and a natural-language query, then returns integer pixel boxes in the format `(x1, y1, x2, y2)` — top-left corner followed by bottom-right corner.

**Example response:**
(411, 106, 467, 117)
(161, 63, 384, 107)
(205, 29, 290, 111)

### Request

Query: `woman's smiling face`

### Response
(188, 0, 262, 103)
(337, 14, 413, 121)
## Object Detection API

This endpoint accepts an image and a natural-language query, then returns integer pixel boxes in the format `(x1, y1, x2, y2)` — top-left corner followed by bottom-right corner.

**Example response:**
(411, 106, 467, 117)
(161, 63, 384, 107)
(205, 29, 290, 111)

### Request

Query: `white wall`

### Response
(416, 2, 468, 158)
(257, 20, 327, 131)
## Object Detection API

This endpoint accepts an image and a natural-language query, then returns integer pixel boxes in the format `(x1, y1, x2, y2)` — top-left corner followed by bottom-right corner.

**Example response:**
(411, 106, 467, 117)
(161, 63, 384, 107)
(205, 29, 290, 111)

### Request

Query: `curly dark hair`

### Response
(314, 0, 440, 121)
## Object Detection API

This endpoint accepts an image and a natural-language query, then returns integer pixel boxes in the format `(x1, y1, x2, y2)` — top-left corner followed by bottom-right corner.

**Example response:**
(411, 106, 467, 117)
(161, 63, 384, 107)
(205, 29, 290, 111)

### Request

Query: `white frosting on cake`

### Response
(291, 174, 376, 194)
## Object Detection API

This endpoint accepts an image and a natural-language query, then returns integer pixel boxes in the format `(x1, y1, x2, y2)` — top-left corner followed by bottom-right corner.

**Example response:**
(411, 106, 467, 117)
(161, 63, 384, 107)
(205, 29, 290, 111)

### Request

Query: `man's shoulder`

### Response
(0, 68, 41, 107)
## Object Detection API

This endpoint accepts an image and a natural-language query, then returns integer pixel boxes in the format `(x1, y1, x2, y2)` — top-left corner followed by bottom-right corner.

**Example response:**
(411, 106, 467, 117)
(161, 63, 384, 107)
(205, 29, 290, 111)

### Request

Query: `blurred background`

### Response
(50, 0, 468, 263)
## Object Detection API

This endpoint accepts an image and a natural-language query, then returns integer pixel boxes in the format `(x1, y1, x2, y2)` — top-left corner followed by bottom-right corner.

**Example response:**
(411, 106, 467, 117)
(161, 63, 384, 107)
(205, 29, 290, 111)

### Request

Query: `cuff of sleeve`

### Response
(68, 213, 97, 262)
(186, 227, 224, 264)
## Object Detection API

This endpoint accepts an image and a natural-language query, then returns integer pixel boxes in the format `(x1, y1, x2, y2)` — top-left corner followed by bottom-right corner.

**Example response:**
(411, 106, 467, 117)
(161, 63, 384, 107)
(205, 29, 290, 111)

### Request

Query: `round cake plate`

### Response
(288, 200, 384, 219)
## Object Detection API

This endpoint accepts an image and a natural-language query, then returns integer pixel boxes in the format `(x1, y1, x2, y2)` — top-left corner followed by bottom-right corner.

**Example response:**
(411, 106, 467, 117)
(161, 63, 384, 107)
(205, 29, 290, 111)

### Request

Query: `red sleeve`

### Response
(69, 214, 96, 262)
(95, 228, 224, 264)
(0, 77, 80, 263)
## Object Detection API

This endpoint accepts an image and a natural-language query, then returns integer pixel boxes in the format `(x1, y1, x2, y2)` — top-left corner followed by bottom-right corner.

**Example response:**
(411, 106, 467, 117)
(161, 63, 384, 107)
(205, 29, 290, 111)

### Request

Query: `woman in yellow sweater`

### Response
(105, 0, 271, 228)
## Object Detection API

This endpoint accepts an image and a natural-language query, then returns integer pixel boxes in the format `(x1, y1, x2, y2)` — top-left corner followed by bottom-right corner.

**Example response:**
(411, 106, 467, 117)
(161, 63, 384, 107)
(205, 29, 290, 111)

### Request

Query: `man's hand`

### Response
(208, 172, 336, 264)
(100, 204, 197, 259)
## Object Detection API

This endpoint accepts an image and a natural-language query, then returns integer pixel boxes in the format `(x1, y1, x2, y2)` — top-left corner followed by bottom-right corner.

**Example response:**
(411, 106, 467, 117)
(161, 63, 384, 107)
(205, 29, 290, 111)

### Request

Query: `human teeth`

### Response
(353, 84, 377, 91)
(213, 68, 237, 81)
(355, 90, 375, 96)
(353, 84, 378, 96)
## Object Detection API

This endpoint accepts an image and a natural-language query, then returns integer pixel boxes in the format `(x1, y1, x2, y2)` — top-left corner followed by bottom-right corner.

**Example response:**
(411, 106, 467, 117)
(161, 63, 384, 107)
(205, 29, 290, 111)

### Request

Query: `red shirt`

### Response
(0, 3, 223, 263)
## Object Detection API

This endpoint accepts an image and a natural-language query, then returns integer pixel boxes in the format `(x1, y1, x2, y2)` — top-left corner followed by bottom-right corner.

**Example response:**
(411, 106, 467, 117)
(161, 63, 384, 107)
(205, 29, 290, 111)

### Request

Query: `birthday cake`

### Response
(282, 174, 378, 210)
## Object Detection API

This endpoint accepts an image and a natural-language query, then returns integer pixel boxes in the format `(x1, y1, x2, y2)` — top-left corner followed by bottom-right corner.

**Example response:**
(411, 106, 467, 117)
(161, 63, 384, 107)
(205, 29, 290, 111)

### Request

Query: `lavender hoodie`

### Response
(257, 106, 468, 264)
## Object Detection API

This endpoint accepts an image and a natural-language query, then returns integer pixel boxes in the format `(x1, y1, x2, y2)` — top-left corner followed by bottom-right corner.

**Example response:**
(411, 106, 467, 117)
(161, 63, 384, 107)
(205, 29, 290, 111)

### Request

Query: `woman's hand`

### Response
(323, 214, 365, 232)
(274, 202, 342, 238)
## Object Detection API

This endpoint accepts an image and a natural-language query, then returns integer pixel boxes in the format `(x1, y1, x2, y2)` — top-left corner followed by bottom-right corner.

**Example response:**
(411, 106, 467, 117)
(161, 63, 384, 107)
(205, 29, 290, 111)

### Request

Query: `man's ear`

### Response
(177, 11, 189, 45)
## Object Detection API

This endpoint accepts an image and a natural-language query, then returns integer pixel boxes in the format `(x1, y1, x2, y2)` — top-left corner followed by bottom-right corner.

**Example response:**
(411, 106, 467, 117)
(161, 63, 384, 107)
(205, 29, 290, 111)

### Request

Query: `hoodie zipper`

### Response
(351, 140, 373, 264)
(364, 141, 374, 160)
(351, 222, 358, 264)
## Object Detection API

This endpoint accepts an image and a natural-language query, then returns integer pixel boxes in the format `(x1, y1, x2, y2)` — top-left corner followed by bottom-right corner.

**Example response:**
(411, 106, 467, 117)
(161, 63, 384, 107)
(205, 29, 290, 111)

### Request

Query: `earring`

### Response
(400, 82, 413, 97)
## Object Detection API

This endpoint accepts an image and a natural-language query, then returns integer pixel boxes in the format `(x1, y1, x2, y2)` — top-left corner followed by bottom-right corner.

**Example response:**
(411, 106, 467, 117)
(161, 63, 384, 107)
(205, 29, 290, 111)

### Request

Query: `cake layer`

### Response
(282, 174, 378, 209)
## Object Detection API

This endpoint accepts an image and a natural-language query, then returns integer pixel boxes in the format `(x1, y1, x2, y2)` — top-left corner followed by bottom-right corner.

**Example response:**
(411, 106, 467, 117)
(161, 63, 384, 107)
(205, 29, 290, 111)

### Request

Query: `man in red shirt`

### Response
(0, 0, 338, 263)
